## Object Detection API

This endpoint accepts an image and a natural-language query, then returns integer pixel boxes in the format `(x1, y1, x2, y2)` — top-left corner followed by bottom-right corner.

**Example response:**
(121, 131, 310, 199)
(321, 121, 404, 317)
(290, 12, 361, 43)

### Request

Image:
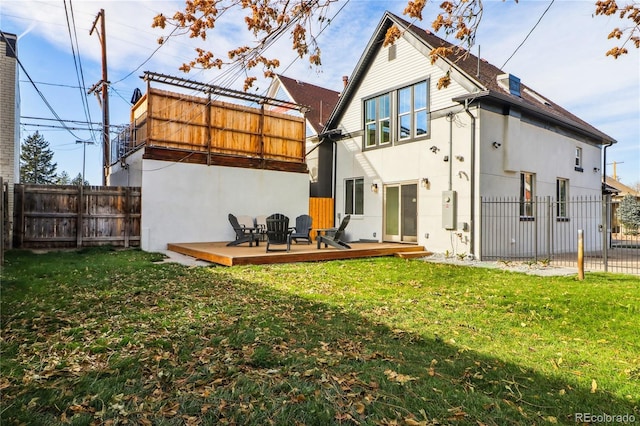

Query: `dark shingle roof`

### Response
(276, 74, 340, 135)
(325, 12, 615, 145)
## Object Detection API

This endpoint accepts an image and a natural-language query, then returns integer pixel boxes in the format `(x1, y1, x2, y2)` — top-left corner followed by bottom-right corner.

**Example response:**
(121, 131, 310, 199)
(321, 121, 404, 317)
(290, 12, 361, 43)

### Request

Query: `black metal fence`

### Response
(481, 195, 639, 275)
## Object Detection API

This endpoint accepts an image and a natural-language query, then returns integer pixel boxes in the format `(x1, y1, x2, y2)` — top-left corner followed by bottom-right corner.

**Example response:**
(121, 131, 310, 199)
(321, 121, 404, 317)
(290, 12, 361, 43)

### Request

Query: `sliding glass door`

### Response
(383, 183, 417, 242)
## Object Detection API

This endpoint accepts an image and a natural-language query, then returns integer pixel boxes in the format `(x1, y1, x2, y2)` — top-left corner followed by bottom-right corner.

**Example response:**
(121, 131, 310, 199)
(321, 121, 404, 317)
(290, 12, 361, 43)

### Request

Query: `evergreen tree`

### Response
(19, 132, 58, 184)
(56, 171, 71, 185)
(71, 173, 89, 186)
(617, 195, 640, 235)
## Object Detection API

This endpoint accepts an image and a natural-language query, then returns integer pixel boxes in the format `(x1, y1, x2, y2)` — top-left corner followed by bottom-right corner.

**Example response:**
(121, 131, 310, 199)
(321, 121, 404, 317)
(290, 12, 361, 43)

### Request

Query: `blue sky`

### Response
(1, 0, 638, 186)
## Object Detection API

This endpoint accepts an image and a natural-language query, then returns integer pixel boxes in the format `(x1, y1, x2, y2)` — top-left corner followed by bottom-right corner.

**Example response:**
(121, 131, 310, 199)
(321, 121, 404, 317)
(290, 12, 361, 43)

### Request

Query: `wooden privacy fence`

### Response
(309, 197, 334, 240)
(13, 184, 141, 249)
(130, 88, 306, 165)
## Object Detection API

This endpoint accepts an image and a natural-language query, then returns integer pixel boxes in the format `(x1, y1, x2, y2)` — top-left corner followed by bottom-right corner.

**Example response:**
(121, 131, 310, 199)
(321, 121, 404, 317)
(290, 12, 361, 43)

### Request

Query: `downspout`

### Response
(602, 140, 614, 191)
(602, 140, 614, 259)
(463, 100, 477, 259)
(448, 112, 454, 190)
(332, 139, 338, 227)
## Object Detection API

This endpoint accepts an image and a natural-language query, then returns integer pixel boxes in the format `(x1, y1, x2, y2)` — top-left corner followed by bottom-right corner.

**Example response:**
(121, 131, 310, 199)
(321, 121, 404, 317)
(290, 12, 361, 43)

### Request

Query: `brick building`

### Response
(1, 31, 20, 247)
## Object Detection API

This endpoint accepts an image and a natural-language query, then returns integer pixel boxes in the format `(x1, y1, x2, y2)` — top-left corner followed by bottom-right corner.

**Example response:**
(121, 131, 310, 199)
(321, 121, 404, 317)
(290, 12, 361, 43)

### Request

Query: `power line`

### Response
(21, 122, 98, 131)
(19, 80, 83, 89)
(500, 0, 555, 69)
(21, 116, 102, 126)
(110, 26, 178, 85)
(1, 29, 84, 140)
(64, 0, 98, 143)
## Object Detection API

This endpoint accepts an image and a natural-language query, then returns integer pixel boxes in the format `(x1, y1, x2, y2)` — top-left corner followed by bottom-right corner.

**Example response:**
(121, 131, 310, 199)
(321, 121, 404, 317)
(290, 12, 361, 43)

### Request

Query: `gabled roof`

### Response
(275, 74, 340, 135)
(605, 176, 640, 197)
(324, 11, 615, 145)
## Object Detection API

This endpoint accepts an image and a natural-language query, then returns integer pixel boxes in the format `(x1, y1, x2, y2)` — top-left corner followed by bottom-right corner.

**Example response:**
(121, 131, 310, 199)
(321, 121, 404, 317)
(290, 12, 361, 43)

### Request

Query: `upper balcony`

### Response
(112, 72, 308, 174)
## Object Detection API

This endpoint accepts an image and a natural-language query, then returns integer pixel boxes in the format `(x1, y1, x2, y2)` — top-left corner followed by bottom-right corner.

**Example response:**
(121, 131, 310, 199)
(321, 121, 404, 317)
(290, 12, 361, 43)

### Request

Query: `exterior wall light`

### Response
(371, 183, 379, 193)
(421, 178, 430, 189)
(492, 141, 501, 149)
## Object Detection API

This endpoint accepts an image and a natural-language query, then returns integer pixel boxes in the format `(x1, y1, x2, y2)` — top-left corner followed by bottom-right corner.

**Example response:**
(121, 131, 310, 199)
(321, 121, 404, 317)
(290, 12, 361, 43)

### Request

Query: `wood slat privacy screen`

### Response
(309, 197, 334, 240)
(13, 185, 141, 249)
(132, 88, 305, 163)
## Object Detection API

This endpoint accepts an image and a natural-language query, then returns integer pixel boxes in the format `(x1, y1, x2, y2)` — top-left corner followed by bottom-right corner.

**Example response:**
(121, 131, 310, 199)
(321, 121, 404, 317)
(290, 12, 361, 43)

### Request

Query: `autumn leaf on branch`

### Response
(596, 0, 640, 58)
(153, 0, 338, 90)
(155, 0, 639, 92)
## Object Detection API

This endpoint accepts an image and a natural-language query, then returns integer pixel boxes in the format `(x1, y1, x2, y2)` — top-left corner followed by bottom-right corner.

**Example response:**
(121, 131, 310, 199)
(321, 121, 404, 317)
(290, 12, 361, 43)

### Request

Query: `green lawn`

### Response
(1, 247, 638, 425)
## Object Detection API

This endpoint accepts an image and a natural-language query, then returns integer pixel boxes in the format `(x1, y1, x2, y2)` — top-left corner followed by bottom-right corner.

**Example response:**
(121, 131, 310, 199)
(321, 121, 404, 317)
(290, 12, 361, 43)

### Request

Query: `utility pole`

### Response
(89, 9, 109, 186)
(606, 161, 624, 181)
(76, 140, 95, 185)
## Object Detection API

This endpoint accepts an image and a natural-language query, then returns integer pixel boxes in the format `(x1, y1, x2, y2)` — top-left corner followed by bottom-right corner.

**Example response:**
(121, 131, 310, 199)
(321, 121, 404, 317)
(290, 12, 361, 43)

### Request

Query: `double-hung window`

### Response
(575, 147, 583, 172)
(364, 94, 391, 147)
(345, 178, 364, 215)
(398, 81, 428, 140)
(519, 172, 535, 219)
(556, 178, 569, 220)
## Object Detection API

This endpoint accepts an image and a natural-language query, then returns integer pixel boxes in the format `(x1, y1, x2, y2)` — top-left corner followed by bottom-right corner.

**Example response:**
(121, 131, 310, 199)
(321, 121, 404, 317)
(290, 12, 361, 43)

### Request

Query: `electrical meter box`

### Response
(442, 190, 457, 230)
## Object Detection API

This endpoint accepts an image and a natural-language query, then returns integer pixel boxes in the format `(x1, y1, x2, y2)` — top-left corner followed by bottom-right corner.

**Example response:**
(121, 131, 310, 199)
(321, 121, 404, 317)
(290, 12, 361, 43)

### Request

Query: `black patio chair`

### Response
(226, 213, 258, 247)
(266, 213, 293, 252)
(290, 214, 313, 244)
(317, 215, 351, 249)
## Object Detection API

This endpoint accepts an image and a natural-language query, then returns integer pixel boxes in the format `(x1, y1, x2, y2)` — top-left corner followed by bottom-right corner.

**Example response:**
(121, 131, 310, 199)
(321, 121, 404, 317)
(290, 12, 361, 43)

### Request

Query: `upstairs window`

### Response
(575, 147, 583, 172)
(363, 80, 429, 149)
(398, 81, 428, 141)
(364, 94, 391, 147)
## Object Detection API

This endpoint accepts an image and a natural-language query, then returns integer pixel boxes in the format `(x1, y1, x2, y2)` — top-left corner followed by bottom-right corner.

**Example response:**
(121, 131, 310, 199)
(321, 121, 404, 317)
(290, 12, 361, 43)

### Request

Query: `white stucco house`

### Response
(317, 12, 616, 259)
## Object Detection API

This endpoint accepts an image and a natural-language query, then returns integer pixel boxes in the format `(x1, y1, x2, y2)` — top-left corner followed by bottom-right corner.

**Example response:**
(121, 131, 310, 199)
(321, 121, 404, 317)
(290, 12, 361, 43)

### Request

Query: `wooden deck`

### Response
(167, 241, 431, 266)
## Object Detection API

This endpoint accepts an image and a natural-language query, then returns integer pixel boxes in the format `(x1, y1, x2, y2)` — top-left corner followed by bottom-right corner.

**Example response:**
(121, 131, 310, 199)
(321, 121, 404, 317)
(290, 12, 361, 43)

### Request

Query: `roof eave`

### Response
(453, 91, 617, 146)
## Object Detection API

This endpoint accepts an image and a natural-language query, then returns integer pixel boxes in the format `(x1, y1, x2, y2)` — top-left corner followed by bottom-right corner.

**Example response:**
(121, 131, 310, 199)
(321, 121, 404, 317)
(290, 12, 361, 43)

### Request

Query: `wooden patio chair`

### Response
(290, 214, 313, 244)
(226, 213, 258, 247)
(317, 215, 351, 250)
(265, 213, 292, 252)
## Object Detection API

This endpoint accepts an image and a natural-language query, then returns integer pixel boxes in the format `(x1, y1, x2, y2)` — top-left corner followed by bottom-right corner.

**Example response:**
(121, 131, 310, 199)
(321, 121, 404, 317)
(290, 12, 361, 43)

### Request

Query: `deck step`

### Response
(395, 251, 433, 259)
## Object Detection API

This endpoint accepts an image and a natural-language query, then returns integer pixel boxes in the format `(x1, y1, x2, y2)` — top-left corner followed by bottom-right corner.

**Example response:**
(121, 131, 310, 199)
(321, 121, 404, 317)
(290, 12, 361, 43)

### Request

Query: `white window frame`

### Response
(575, 147, 583, 171)
(520, 172, 535, 219)
(556, 178, 569, 220)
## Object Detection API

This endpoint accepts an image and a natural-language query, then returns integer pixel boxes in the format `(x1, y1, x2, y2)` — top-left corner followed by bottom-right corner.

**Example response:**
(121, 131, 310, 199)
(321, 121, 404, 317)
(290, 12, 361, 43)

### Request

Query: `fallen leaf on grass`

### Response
(591, 379, 597, 393)
(384, 369, 418, 384)
(160, 401, 180, 417)
(403, 417, 427, 425)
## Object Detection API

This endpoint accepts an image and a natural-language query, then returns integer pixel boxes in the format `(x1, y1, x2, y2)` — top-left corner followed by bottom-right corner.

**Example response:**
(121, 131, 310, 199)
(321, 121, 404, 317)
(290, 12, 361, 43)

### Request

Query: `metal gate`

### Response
(481, 195, 639, 275)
